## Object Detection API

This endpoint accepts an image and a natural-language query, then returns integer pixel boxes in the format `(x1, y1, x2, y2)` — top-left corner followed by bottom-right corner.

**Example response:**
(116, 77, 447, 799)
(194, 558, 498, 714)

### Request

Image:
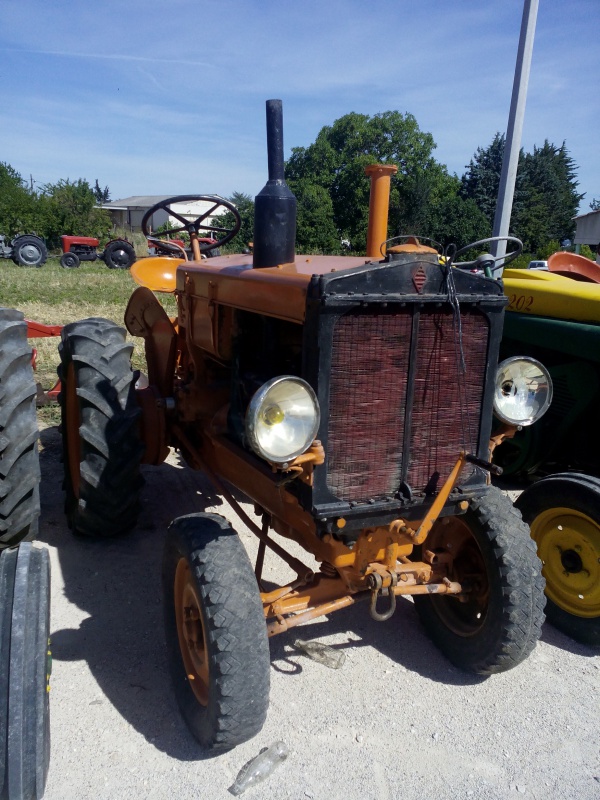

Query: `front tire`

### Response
(102, 240, 135, 270)
(0, 543, 51, 800)
(0, 309, 40, 550)
(516, 473, 600, 646)
(58, 318, 143, 537)
(59, 252, 80, 269)
(163, 514, 270, 751)
(414, 486, 546, 674)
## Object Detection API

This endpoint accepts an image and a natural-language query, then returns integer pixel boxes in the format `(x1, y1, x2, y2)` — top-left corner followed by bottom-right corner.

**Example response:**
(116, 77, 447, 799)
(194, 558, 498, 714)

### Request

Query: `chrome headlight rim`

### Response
(493, 356, 553, 427)
(245, 375, 320, 464)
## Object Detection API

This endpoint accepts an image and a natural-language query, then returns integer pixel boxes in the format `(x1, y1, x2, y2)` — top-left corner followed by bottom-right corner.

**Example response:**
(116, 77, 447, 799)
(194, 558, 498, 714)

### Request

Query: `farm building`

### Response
(99, 196, 225, 233)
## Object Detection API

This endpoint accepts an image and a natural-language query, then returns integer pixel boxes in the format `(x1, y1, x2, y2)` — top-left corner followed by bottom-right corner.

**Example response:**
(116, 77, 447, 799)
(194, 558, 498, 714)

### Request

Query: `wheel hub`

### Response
(20, 244, 41, 264)
(112, 248, 128, 266)
(531, 507, 600, 618)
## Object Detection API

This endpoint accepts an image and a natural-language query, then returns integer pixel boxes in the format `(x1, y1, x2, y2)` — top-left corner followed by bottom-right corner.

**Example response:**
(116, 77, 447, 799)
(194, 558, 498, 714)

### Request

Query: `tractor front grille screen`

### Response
(326, 306, 489, 502)
(407, 309, 488, 491)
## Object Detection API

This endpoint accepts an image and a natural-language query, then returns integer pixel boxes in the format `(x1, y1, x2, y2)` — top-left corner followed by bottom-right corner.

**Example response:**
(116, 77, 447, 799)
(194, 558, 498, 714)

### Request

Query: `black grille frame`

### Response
(299, 255, 507, 534)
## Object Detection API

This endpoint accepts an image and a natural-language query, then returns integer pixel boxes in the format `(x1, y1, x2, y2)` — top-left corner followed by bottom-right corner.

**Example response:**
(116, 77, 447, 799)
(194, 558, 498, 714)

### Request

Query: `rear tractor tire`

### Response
(0, 309, 40, 550)
(414, 486, 546, 674)
(0, 543, 51, 800)
(10, 236, 47, 268)
(102, 240, 136, 270)
(516, 473, 600, 647)
(58, 318, 143, 538)
(162, 514, 270, 751)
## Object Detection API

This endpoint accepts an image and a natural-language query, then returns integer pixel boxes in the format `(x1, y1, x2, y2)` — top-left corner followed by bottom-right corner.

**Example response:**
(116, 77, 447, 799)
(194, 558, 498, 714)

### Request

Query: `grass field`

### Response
(0, 256, 176, 424)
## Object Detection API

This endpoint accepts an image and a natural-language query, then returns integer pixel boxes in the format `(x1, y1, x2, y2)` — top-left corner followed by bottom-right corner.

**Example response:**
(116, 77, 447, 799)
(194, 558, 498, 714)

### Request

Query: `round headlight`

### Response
(494, 357, 553, 426)
(246, 376, 320, 464)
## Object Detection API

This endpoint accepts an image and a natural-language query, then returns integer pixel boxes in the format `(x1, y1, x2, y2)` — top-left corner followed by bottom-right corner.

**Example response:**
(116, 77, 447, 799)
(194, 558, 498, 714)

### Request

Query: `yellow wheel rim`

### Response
(174, 558, 209, 706)
(530, 506, 600, 618)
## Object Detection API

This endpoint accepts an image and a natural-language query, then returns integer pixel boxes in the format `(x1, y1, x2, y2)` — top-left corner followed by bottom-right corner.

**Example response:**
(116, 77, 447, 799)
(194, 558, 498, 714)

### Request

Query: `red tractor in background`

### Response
(59, 235, 136, 270)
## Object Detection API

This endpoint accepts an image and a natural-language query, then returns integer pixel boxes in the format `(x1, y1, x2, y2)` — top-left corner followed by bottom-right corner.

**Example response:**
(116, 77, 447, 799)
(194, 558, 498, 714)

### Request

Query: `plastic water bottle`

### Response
(294, 638, 346, 669)
(229, 741, 289, 796)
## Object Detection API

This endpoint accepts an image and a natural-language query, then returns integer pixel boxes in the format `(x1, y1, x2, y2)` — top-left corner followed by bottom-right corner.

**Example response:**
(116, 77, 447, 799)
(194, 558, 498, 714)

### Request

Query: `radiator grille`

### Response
(327, 312, 412, 500)
(326, 306, 489, 501)
(407, 309, 488, 491)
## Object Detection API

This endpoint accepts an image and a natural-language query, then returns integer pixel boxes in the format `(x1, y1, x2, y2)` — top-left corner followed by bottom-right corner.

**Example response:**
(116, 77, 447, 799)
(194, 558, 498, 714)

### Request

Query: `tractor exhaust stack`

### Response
(253, 99, 297, 269)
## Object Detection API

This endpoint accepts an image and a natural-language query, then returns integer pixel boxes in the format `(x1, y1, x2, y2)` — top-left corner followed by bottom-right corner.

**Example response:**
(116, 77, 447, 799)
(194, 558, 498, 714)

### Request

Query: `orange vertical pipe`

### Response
(365, 164, 398, 258)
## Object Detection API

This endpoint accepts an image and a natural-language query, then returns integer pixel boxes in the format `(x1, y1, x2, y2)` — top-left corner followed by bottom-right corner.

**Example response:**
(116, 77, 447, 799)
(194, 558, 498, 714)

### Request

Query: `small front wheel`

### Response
(60, 252, 80, 269)
(414, 486, 546, 674)
(163, 513, 270, 751)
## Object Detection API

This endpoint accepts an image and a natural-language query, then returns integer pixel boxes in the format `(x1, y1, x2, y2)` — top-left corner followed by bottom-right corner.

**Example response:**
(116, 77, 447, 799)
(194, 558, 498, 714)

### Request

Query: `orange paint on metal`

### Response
(174, 559, 209, 706)
(548, 251, 600, 284)
(130, 256, 184, 293)
(365, 164, 398, 258)
(175, 254, 374, 324)
(267, 594, 357, 636)
(412, 451, 467, 545)
(387, 238, 439, 255)
(25, 320, 63, 338)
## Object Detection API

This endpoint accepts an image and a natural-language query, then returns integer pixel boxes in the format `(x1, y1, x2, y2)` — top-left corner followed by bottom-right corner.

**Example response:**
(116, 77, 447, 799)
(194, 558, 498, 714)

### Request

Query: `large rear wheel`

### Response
(516, 473, 600, 646)
(0, 543, 51, 800)
(163, 513, 270, 751)
(10, 236, 47, 268)
(414, 486, 546, 673)
(0, 309, 40, 550)
(58, 318, 143, 537)
(102, 240, 136, 270)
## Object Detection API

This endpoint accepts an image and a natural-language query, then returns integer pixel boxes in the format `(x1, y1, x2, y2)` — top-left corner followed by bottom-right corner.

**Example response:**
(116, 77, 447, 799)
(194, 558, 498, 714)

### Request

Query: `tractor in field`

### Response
(1, 308, 51, 799)
(59, 235, 136, 270)
(496, 252, 600, 646)
(0, 234, 48, 268)
(58, 100, 551, 752)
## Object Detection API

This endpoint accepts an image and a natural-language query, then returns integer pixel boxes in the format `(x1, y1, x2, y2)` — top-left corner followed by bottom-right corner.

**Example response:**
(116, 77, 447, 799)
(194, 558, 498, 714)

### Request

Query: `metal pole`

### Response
(492, 0, 539, 275)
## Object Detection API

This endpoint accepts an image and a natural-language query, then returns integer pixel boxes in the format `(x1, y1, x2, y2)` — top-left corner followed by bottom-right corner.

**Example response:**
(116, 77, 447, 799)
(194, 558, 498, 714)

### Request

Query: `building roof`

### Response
(101, 196, 175, 209)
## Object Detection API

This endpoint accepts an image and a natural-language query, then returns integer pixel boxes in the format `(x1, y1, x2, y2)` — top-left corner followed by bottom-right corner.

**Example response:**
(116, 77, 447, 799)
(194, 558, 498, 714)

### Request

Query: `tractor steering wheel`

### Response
(453, 236, 523, 271)
(141, 194, 241, 259)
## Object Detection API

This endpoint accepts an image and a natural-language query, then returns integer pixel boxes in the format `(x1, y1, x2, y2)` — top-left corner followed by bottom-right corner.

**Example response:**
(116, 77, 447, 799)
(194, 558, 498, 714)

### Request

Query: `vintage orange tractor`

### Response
(58, 101, 552, 752)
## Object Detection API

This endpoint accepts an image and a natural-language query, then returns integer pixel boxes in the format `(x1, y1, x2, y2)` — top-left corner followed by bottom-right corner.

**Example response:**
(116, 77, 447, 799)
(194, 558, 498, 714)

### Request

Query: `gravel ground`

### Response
(36, 425, 600, 800)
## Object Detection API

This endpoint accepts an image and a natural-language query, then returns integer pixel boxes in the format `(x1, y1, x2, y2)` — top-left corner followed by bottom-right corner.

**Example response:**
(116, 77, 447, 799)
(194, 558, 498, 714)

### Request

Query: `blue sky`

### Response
(1, 0, 598, 216)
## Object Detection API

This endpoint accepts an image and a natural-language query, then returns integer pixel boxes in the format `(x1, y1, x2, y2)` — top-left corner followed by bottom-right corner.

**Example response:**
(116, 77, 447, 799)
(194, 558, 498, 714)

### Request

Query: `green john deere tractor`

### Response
(498, 253, 600, 646)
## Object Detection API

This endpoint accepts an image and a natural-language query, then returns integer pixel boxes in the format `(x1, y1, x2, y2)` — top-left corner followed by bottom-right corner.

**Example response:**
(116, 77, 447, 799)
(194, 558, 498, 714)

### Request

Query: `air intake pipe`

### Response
(253, 99, 297, 268)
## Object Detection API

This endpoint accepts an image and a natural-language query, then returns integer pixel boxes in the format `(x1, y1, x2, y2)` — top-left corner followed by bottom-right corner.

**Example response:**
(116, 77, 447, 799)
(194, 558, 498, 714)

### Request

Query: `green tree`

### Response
(514, 141, 583, 251)
(93, 179, 111, 203)
(424, 175, 489, 248)
(0, 162, 38, 236)
(216, 192, 254, 253)
(288, 179, 340, 254)
(38, 179, 112, 247)
(590, 198, 600, 211)
(461, 135, 582, 253)
(286, 111, 441, 252)
(460, 133, 520, 228)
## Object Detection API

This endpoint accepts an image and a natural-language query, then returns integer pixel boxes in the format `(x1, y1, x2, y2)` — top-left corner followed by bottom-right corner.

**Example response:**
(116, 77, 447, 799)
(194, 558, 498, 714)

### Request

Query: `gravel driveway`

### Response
(37, 425, 600, 800)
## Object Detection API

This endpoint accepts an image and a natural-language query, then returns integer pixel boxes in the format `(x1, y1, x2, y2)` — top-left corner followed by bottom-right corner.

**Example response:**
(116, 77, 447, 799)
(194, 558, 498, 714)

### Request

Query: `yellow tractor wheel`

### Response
(516, 473, 600, 646)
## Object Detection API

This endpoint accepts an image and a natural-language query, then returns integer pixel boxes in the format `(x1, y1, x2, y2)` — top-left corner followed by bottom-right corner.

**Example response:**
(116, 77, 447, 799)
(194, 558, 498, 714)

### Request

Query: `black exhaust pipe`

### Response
(253, 99, 297, 268)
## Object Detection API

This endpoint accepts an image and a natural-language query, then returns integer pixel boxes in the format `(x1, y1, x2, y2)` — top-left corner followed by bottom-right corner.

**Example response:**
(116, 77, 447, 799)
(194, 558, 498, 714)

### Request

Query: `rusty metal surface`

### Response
(175, 254, 375, 323)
